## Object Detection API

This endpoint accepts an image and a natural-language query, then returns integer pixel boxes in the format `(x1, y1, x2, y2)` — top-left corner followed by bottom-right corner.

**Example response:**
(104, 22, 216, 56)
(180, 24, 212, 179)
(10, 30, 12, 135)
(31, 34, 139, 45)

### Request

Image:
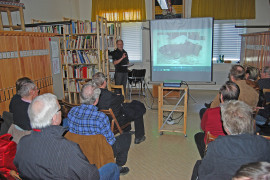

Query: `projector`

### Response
(163, 80, 182, 87)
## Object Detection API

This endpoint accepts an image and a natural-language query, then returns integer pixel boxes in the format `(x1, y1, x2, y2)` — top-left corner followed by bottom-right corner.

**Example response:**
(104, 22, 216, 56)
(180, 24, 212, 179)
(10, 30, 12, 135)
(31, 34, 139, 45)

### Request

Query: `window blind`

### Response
(121, 22, 142, 62)
(213, 20, 246, 61)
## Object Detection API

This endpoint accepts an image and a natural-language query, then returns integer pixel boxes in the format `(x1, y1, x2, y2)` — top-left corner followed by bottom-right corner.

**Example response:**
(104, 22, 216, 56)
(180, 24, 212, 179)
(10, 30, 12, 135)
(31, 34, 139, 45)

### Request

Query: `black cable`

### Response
(143, 81, 154, 109)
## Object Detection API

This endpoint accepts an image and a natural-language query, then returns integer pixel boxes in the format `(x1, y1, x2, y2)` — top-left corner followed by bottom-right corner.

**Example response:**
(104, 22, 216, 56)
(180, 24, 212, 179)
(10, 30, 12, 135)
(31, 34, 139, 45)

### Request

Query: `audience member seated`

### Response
(256, 67, 270, 126)
(258, 66, 270, 103)
(10, 79, 39, 130)
(192, 101, 270, 180)
(233, 162, 270, 180)
(9, 77, 32, 112)
(202, 65, 259, 119)
(67, 82, 131, 175)
(0, 134, 21, 180)
(245, 66, 265, 107)
(194, 81, 240, 158)
(92, 72, 146, 144)
(14, 93, 102, 179)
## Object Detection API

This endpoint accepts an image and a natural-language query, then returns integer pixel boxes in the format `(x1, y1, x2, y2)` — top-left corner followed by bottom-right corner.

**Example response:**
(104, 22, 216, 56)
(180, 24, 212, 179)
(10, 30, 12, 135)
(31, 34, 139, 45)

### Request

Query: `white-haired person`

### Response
(192, 100, 270, 180)
(14, 93, 119, 180)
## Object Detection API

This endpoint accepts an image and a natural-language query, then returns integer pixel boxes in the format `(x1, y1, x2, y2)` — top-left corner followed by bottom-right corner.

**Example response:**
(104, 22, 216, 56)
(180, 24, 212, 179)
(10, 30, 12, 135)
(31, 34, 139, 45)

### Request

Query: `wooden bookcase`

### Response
(61, 18, 101, 104)
(0, 31, 54, 115)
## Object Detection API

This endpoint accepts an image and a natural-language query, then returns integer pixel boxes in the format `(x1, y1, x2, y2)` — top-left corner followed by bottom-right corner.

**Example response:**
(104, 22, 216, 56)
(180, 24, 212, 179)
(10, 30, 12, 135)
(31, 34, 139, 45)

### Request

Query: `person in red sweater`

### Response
(194, 81, 240, 158)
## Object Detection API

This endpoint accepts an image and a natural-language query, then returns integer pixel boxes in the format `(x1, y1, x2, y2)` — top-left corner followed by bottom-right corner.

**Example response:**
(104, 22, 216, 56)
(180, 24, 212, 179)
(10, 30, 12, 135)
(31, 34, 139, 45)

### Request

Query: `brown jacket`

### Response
(210, 80, 259, 108)
(65, 132, 115, 169)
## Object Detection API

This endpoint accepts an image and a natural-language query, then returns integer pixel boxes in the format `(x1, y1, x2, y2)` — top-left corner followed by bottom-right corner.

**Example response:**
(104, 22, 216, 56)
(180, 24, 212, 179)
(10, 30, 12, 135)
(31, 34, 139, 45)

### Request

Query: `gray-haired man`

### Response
(192, 101, 270, 180)
(67, 82, 131, 175)
(14, 93, 100, 179)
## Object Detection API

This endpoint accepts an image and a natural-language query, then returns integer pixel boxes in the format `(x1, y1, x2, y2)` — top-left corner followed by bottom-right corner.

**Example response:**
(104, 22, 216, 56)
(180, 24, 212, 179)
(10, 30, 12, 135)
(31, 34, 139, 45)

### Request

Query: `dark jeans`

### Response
(99, 162, 119, 180)
(194, 132, 205, 159)
(112, 132, 131, 167)
(115, 72, 128, 94)
(119, 115, 145, 139)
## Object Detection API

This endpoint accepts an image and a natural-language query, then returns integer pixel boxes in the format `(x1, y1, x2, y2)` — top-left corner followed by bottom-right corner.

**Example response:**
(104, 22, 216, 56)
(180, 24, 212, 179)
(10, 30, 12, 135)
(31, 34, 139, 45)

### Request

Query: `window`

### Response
(213, 20, 246, 62)
(121, 22, 142, 62)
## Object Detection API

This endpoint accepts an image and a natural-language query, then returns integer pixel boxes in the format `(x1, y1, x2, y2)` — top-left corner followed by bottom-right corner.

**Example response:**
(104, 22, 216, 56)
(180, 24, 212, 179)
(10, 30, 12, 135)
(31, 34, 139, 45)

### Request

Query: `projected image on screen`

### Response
(151, 18, 213, 82)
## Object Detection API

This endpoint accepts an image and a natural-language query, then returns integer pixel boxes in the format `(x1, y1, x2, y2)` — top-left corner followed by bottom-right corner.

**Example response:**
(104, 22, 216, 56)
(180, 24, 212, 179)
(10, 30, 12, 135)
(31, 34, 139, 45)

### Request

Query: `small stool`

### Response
(0, 1, 25, 31)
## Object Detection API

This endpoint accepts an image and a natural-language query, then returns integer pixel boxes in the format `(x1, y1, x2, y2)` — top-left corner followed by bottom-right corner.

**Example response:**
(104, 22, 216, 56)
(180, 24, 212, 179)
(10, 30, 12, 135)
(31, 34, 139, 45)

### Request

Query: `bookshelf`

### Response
(107, 21, 121, 51)
(107, 22, 121, 75)
(61, 18, 101, 104)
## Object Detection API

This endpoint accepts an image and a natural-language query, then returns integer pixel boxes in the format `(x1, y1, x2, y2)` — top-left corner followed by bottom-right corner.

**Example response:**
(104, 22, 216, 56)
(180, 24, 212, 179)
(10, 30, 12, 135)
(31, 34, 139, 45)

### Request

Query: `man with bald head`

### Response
(14, 93, 100, 179)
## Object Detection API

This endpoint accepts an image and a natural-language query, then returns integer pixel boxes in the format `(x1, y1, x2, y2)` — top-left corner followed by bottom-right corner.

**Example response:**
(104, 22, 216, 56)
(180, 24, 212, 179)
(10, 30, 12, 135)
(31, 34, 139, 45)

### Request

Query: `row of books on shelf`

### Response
(62, 36, 97, 49)
(107, 24, 115, 36)
(107, 36, 115, 48)
(32, 25, 64, 34)
(62, 51, 98, 64)
(64, 80, 83, 93)
(63, 66, 98, 79)
(71, 21, 97, 34)
(32, 21, 97, 34)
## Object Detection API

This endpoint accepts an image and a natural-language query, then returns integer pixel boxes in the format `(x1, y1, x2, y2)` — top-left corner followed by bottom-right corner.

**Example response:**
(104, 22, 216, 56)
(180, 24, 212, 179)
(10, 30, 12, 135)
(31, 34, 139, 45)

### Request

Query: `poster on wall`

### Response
(154, 0, 184, 19)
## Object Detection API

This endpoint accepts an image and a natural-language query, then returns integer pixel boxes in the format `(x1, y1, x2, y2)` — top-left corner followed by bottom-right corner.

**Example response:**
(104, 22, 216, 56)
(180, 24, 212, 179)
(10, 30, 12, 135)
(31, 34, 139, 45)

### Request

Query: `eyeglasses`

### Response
(57, 107, 61, 113)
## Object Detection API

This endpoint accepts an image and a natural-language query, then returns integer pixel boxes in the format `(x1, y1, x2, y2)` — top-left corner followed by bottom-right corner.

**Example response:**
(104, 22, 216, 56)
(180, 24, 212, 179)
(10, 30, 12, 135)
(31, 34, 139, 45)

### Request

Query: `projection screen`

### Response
(151, 17, 213, 82)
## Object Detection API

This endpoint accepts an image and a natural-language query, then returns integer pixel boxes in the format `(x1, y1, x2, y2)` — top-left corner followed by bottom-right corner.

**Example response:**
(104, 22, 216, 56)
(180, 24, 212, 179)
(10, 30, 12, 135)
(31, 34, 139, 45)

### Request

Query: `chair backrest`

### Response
(129, 69, 146, 79)
(100, 108, 123, 134)
(205, 131, 218, 154)
(109, 84, 125, 99)
(65, 133, 114, 169)
(256, 132, 270, 141)
(0, 112, 13, 135)
(59, 99, 79, 118)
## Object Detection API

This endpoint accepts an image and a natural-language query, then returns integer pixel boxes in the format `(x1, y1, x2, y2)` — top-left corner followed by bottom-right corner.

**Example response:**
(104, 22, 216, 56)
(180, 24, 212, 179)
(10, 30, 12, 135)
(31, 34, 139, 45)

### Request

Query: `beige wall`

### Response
(22, 0, 80, 23)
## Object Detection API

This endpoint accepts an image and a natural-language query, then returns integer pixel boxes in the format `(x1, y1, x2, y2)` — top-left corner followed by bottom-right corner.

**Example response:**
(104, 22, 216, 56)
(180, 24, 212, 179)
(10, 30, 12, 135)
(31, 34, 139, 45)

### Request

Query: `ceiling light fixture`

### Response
(157, 0, 168, 10)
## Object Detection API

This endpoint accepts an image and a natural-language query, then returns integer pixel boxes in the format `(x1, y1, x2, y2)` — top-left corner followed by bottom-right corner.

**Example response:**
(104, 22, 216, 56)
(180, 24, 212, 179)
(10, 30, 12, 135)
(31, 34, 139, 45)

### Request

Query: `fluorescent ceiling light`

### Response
(157, 0, 168, 10)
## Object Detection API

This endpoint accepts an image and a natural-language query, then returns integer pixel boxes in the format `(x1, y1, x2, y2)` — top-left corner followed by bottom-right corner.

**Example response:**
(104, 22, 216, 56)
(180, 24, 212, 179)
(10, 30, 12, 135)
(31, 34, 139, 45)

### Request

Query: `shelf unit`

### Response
(158, 85, 188, 136)
(107, 21, 121, 51)
(61, 17, 102, 104)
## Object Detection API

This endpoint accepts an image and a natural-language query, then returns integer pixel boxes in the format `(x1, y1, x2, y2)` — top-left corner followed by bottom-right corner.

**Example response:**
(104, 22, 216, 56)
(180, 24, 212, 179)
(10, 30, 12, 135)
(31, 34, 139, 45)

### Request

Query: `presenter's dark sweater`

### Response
(10, 95, 32, 130)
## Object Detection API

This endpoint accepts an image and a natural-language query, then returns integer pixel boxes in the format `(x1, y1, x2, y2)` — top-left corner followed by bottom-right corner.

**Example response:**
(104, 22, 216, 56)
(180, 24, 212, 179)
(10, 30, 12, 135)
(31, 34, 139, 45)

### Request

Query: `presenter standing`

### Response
(112, 39, 129, 94)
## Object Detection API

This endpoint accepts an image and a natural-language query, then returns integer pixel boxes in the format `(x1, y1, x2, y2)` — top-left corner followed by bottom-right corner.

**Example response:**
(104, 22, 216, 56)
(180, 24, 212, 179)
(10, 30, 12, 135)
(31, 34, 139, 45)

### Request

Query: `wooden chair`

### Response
(204, 131, 217, 155)
(100, 108, 131, 135)
(59, 99, 79, 118)
(256, 132, 270, 141)
(108, 84, 130, 103)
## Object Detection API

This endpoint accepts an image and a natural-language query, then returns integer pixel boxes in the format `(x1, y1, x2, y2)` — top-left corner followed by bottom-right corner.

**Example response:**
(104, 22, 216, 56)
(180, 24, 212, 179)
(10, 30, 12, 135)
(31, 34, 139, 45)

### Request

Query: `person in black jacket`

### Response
(10, 79, 39, 130)
(14, 93, 119, 180)
(191, 100, 270, 180)
(111, 40, 129, 94)
(92, 72, 146, 144)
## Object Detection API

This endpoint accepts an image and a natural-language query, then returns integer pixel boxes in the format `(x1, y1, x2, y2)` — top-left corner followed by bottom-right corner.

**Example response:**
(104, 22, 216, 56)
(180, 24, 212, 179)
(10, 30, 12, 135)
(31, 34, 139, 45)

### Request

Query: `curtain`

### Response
(191, 0, 255, 20)
(92, 0, 146, 22)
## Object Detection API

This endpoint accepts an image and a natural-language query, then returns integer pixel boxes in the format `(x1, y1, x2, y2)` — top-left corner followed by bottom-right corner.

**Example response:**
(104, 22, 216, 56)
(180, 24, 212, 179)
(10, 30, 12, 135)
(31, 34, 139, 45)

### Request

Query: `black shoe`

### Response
(119, 167, 129, 175)
(134, 136, 146, 144)
(204, 102, 211, 108)
(129, 131, 135, 135)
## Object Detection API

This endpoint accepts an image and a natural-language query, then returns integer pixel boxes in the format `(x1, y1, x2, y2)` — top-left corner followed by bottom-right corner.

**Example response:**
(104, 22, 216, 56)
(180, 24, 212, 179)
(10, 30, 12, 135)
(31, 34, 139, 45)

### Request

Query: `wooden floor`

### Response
(121, 90, 218, 180)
